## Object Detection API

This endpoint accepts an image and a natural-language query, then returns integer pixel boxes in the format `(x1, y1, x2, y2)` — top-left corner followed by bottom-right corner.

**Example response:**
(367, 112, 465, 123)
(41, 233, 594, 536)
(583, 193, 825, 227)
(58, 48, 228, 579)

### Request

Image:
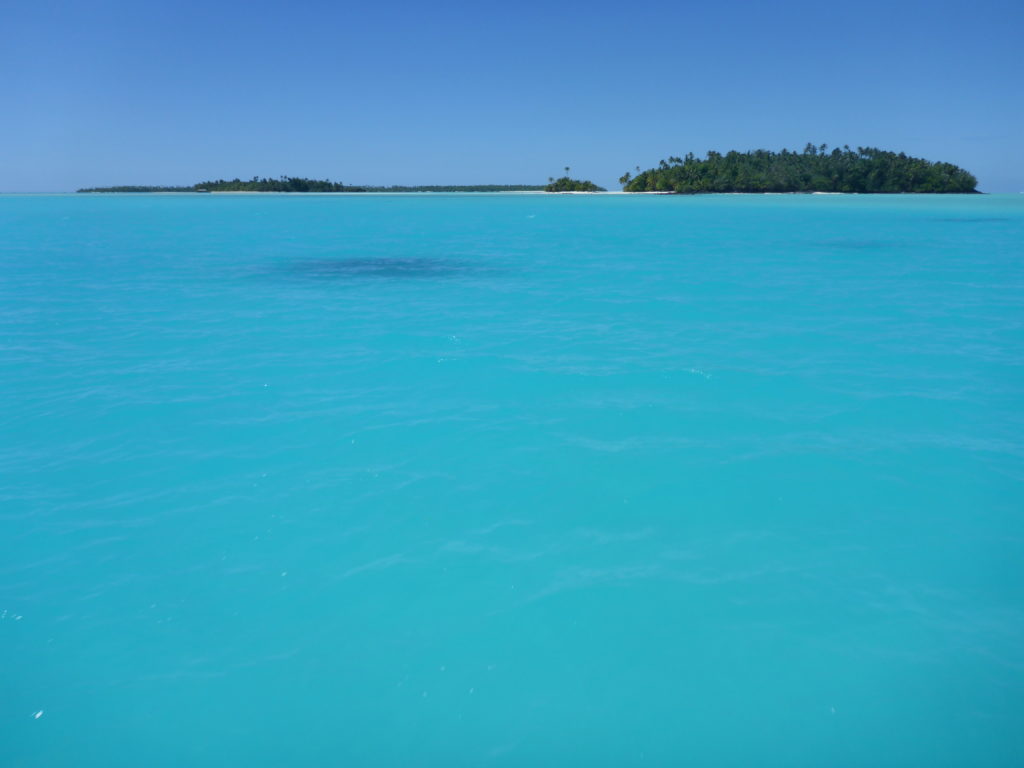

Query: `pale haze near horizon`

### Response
(1, 0, 1022, 193)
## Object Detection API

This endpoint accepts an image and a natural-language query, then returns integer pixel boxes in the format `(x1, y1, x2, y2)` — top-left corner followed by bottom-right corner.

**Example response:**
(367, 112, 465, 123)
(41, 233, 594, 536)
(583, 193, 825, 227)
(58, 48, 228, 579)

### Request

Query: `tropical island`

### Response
(544, 167, 606, 192)
(77, 177, 355, 193)
(76, 147, 979, 195)
(359, 184, 546, 192)
(619, 145, 978, 193)
(544, 176, 606, 192)
(77, 177, 546, 193)
(76, 185, 200, 193)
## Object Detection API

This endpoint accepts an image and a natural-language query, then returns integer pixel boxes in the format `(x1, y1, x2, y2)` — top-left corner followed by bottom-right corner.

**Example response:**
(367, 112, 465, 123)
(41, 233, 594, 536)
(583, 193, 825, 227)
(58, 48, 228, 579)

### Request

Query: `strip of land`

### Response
(77, 179, 546, 194)
(620, 145, 978, 193)
(76, 145, 980, 195)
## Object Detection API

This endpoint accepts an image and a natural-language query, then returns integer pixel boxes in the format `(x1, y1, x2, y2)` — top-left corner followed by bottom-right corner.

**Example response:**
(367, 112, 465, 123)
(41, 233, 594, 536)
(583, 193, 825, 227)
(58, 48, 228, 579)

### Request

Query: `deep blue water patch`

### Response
(279, 256, 495, 280)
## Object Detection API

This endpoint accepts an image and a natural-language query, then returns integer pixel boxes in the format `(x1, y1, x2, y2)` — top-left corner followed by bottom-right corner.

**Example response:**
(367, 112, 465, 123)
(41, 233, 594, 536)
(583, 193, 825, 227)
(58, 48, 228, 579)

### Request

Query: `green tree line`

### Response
(359, 185, 545, 192)
(544, 176, 606, 192)
(78, 178, 547, 193)
(77, 185, 197, 193)
(193, 176, 360, 192)
(619, 145, 978, 193)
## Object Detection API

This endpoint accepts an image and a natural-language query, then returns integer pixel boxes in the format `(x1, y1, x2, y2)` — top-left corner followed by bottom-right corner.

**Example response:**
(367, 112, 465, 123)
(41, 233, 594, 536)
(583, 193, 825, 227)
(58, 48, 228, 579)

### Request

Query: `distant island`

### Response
(542, 167, 605, 193)
(360, 184, 545, 193)
(545, 176, 606, 192)
(77, 185, 200, 193)
(75, 147, 980, 195)
(77, 177, 545, 193)
(619, 145, 978, 193)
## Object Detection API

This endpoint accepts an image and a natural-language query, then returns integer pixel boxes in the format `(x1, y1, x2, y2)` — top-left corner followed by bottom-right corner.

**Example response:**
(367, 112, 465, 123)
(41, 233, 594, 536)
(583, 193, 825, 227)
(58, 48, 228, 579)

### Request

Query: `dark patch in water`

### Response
(279, 256, 491, 280)
(936, 217, 1010, 223)
(812, 239, 894, 250)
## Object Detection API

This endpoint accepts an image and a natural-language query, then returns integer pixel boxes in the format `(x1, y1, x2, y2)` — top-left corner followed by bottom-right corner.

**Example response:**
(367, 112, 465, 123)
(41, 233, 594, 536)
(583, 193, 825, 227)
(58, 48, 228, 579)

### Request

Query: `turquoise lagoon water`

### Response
(2, 193, 1023, 766)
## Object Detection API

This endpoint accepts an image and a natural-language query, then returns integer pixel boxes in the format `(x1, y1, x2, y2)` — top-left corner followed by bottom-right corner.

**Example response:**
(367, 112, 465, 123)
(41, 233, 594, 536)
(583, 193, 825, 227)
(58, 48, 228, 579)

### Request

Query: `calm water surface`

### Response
(2, 194, 1023, 766)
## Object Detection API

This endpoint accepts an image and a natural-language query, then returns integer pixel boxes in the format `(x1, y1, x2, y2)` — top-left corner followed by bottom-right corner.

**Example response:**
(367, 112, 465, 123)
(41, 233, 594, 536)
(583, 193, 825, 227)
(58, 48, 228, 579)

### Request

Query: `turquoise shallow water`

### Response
(2, 193, 1023, 766)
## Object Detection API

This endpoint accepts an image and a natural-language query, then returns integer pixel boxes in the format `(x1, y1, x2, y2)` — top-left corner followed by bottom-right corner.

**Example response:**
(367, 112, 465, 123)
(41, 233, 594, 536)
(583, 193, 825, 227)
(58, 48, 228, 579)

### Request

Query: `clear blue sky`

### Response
(2, 0, 1021, 192)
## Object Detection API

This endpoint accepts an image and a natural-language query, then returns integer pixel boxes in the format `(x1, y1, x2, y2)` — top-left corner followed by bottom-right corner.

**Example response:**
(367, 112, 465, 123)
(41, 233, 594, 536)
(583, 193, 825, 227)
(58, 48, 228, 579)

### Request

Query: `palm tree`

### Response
(564, 166, 570, 177)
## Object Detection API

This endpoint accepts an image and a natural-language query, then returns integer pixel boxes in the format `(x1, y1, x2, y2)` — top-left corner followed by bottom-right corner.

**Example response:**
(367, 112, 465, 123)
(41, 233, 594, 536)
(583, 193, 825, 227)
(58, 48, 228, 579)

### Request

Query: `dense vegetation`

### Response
(194, 176, 360, 192)
(78, 179, 546, 193)
(619, 145, 978, 193)
(544, 176, 606, 192)
(78, 177, 358, 193)
(359, 185, 545, 192)
(77, 148, 978, 195)
(77, 185, 196, 193)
